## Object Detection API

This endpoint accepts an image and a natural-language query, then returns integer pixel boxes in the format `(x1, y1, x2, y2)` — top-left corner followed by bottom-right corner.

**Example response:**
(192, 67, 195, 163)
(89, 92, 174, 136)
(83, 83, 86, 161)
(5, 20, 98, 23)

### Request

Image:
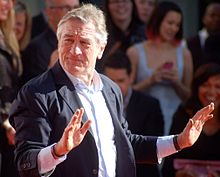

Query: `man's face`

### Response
(203, 3, 220, 34)
(46, 0, 79, 31)
(105, 67, 131, 97)
(58, 18, 105, 81)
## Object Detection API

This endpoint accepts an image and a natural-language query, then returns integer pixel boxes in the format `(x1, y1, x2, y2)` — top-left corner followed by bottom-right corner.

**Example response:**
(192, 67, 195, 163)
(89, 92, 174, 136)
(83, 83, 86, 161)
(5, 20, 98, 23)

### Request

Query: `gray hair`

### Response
(57, 3, 108, 44)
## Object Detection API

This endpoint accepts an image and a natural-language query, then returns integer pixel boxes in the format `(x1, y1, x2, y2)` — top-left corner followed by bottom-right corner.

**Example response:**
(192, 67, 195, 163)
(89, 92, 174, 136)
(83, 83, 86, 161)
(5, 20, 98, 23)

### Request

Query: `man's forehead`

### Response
(62, 20, 97, 37)
(62, 28, 96, 38)
(63, 19, 101, 39)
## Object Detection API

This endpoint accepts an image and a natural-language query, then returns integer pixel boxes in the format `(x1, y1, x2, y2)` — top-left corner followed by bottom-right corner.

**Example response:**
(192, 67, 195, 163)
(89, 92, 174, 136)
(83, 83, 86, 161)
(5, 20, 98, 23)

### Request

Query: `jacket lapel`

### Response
(101, 78, 125, 135)
(51, 62, 93, 135)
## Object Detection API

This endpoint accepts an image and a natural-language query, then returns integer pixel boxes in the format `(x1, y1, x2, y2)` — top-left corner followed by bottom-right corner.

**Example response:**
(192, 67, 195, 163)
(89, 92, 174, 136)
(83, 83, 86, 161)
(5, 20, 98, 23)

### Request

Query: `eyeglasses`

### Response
(109, 0, 131, 4)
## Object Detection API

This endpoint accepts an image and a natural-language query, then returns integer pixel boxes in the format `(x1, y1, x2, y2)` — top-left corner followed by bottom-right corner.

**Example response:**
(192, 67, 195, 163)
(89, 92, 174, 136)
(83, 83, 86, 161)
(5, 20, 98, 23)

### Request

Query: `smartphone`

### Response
(163, 62, 173, 70)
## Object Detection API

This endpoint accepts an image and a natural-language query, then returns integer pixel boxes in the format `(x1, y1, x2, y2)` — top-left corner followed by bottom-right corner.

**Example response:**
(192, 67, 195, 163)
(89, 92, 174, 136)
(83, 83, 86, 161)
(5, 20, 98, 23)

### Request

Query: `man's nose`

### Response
(70, 43, 82, 55)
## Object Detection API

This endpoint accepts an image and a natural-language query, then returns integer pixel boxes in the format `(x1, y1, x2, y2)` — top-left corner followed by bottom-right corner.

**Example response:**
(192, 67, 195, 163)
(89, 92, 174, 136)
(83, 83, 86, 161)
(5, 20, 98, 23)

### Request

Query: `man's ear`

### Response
(97, 43, 106, 60)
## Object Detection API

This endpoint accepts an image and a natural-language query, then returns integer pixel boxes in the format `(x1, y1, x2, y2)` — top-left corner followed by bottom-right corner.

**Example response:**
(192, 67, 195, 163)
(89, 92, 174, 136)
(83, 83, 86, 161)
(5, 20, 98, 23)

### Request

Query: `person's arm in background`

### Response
(171, 48, 193, 101)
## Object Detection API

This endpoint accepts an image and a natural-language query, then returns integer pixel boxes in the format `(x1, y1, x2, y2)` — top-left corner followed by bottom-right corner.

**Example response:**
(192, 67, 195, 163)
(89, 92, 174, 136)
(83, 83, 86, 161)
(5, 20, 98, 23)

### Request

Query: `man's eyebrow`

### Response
(63, 34, 74, 38)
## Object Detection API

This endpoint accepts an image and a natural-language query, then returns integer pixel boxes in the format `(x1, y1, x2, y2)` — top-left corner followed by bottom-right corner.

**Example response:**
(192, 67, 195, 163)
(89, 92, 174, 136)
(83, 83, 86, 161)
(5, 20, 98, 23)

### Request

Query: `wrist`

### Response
(173, 135, 182, 151)
(51, 143, 65, 159)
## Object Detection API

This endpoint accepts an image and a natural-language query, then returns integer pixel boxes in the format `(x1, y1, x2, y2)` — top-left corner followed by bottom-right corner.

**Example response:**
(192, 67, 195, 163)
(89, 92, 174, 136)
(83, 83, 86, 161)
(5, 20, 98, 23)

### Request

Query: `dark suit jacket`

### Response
(22, 26, 57, 84)
(126, 90, 164, 136)
(9, 62, 158, 177)
(31, 12, 48, 39)
(126, 90, 164, 177)
(187, 35, 205, 72)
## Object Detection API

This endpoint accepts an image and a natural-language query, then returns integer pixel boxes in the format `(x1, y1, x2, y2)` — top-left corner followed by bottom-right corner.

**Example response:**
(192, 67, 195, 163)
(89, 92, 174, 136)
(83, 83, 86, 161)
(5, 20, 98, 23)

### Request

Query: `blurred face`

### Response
(159, 11, 181, 42)
(198, 75, 220, 108)
(46, 0, 79, 32)
(134, 0, 156, 24)
(203, 3, 220, 34)
(108, 0, 133, 24)
(14, 11, 26, 41)
(58, 19, 105, 84)
(0, 0, 13, 21)
(105, 67, 131, 97)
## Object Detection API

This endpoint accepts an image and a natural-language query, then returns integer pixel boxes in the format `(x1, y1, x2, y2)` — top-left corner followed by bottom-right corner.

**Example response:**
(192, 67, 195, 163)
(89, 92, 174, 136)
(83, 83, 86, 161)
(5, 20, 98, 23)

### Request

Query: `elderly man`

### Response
(9, 4, 214, 177)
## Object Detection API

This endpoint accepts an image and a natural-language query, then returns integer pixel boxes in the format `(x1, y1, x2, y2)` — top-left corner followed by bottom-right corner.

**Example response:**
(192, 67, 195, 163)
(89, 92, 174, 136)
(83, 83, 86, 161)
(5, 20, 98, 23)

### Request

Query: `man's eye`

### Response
(64, 39, 73, 43)
(80, 40, 90, 46)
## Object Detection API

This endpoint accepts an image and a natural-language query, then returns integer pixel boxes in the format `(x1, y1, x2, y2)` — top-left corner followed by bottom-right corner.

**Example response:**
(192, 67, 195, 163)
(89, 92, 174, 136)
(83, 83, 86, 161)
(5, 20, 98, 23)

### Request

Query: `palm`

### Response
(56, 108, 91, 155)
(178, 103, 214, 148)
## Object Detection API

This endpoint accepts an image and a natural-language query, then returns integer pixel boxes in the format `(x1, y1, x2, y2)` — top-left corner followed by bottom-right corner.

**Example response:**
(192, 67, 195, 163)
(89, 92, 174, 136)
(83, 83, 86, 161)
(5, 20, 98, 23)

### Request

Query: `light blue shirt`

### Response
(68, 71, 116, 177)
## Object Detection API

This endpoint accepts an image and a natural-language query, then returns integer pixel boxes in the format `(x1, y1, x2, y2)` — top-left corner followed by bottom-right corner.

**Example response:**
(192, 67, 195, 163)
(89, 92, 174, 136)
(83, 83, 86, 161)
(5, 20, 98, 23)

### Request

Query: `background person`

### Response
(186, 2, 220, 72)
(103, 51, 164, 177)
(14, 1, 32, 53)
(0, 0, 22, 176)
(162, 63, 220, 177)
(127, 1, 193, 135)
(134, 0, 157, 25)
(95, 0, 145, 73)
(21, 0, 79, 85)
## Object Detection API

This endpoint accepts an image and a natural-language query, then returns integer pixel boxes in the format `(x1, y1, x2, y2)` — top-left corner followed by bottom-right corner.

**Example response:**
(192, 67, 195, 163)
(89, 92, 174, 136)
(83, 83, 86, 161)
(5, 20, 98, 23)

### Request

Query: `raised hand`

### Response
(177, 102, 214, 149)
(54, 108, 92, 156)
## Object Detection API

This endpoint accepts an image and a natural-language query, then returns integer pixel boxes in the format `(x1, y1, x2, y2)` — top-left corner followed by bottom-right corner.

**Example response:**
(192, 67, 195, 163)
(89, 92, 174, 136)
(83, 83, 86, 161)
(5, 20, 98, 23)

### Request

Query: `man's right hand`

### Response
(54, 108, 91, 157)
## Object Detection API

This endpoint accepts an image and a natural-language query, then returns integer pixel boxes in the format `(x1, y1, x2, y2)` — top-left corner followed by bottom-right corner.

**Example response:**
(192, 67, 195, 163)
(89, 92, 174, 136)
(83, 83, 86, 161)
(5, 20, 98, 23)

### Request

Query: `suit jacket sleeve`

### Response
(9, 83, 52, 177)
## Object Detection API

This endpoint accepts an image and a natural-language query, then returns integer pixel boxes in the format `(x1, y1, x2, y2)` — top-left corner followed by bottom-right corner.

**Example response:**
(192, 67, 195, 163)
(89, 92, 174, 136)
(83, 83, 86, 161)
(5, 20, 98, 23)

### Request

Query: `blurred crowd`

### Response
(0, 0, 220, 177)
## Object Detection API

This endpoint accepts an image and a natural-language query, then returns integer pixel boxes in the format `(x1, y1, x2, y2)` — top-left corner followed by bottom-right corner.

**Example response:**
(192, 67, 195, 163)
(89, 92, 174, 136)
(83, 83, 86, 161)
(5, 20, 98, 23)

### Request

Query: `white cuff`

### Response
(37, 143, 66, 175)
(157, 135, 178, 163)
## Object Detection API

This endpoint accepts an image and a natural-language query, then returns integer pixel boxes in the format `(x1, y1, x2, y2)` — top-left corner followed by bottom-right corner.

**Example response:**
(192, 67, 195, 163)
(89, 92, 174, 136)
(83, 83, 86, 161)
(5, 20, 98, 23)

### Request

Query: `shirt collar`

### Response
(199, 28, 209, 48)
(123, 87, 132, 109)
(62, 67, 103, 93)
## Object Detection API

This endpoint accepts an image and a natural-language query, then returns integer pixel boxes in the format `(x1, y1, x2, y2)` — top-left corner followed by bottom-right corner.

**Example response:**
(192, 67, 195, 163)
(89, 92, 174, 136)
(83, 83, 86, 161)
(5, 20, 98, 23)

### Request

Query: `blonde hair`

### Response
(0, 1, 22, 75)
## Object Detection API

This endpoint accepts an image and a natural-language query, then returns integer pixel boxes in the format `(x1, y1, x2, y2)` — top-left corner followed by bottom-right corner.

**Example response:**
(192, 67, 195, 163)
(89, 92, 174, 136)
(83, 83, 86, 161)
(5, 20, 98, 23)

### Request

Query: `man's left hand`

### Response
(177, 102, 214, 149)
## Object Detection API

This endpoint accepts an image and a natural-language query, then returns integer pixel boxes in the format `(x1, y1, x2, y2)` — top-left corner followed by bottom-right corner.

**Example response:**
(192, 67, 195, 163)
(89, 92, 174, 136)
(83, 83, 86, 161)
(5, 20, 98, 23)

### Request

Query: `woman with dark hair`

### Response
(162, 63, 220, 177)
(96, 0, 146, 73)
(127, 1, 193, 135)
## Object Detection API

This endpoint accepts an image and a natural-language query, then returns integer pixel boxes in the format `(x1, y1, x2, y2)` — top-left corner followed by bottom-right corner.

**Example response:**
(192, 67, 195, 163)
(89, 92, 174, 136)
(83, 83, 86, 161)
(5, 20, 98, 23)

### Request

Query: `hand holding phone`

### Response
(163, 61, 173, 70)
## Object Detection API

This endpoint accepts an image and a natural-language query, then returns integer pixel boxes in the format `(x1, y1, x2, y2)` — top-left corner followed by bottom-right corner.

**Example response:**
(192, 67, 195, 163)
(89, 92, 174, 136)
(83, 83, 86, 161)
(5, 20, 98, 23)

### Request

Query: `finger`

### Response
(80, 119, 92, 136)
(189, 114, 213, 130)
(201, 102, 214, 115)
(202, 114, 213, 122)
(183, 118, 194, 133)
(63, 124, 74, 140)
(73, 108, 84, 124)
(69, 108, 84, 126)
(193, 102, 214, 121)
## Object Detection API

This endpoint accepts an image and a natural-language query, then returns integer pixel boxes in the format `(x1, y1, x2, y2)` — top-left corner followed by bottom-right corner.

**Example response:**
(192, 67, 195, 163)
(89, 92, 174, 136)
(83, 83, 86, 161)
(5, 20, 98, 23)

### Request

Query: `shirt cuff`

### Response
(37, 143, 66, 175)
(156, 135, 178, 163)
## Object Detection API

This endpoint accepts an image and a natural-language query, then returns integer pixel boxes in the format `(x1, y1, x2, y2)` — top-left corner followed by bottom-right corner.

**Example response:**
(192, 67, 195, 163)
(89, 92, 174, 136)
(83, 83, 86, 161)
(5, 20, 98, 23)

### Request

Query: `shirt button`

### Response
(92, 169, 98, 175)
